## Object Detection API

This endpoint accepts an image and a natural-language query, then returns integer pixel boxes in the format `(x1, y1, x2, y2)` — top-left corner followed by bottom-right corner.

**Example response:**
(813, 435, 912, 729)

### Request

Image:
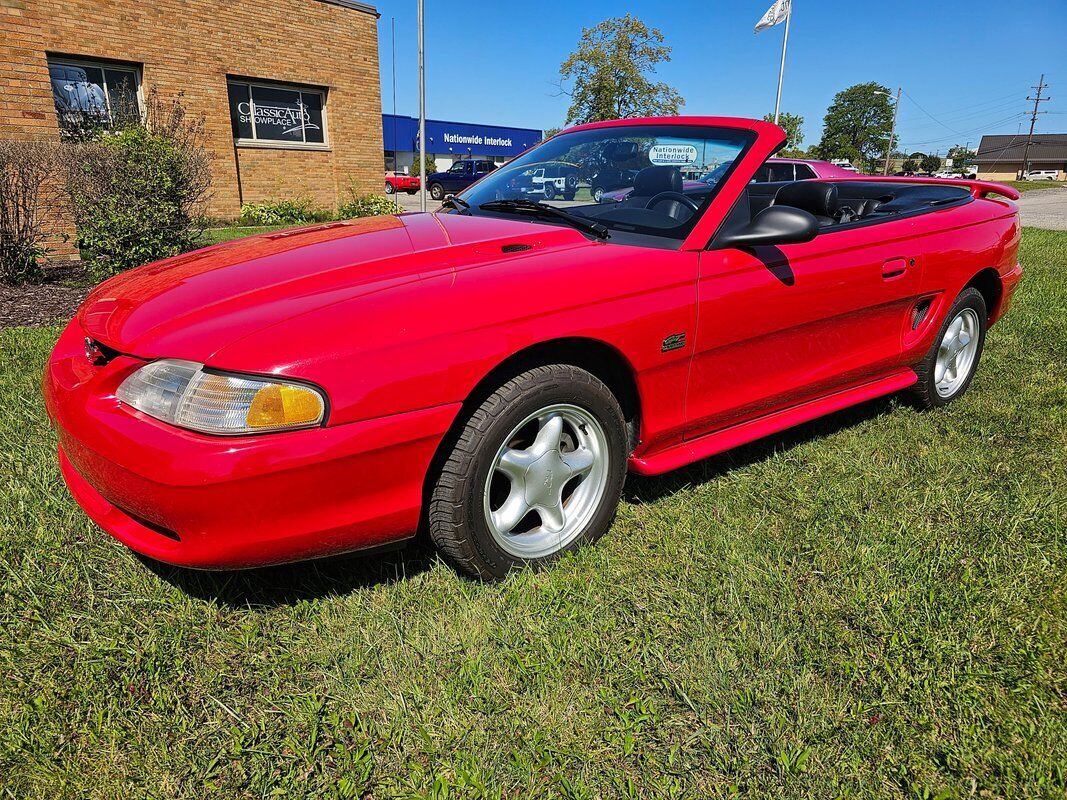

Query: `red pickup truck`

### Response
(384, 173, 420, 195)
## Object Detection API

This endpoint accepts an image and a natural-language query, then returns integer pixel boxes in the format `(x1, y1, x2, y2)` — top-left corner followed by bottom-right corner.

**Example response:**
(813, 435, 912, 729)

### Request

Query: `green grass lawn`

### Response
(1002, 180, 1067, 193)
(198, 225, 290, 246)
(1, 231, 1065, 799)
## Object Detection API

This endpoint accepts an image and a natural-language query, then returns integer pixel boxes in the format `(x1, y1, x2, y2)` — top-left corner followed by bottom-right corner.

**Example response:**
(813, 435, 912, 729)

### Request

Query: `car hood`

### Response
(78, 212, 589, 362)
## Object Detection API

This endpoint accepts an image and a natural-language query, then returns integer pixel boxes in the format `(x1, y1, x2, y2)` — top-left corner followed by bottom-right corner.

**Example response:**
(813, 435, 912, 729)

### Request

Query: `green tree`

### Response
(920, 154, 942, 173)
(902, 151, 925, 172)
(558, 15, 683, 125)
(947, 144, 976, 174)
(763, 112, 805, 155)
(411, 154, 437, 176)
(813, 82, 894, 171)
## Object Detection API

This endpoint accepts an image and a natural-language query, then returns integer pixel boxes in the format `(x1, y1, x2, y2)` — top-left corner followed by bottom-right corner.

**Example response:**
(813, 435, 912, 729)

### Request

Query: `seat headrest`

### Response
(774, 181, 839, 218)
(632, 166, 683, 197)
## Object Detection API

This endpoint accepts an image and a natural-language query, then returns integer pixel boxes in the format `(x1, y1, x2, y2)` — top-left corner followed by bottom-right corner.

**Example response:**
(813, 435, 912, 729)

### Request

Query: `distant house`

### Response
(976, 134, 1067, 181)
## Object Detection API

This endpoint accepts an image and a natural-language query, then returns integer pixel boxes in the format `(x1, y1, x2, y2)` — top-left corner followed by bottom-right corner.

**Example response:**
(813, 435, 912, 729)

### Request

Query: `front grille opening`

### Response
(912, 299, 932, 330)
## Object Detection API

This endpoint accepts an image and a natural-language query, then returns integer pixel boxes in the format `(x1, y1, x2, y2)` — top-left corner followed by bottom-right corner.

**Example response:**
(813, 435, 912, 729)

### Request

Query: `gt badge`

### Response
(661, 332, 686, 353)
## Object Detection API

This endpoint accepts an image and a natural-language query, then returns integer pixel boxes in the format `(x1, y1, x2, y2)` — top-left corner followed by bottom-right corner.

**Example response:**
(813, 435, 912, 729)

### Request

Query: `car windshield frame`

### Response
(452, 124, 758, 245)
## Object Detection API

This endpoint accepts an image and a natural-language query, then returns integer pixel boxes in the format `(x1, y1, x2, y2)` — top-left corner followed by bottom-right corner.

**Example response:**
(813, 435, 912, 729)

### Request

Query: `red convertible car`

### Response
(43, 116, 1023, 580)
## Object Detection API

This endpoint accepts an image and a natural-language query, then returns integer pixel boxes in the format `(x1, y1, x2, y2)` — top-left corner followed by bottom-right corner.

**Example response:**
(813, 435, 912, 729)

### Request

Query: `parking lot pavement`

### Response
(1015, 187, 1067, 231)
(384, 191, 437, 213)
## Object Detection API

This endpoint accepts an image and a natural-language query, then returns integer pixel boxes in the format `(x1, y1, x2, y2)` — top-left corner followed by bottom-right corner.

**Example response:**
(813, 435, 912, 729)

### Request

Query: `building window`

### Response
(48, 58, 140, 131)
(227, 80, 327, 147)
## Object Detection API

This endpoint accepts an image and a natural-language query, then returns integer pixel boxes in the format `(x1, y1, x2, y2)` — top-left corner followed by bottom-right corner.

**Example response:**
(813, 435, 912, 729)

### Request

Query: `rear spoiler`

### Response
(830, 175, 1020, 201)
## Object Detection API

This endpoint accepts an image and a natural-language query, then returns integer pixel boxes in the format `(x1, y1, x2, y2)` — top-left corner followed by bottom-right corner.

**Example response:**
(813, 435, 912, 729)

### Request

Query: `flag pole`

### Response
(773, 0, 792, 125)
(417, 0, 426, 212)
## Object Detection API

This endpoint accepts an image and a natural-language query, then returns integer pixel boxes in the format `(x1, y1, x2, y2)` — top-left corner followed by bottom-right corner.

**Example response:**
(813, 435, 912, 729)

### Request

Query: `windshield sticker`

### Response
(648, 144, 698, 166)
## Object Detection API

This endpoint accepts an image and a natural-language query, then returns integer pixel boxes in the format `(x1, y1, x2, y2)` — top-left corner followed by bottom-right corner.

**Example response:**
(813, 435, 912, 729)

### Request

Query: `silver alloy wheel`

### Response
(935, 307, 980, 398)
(483, 403, 610, 559)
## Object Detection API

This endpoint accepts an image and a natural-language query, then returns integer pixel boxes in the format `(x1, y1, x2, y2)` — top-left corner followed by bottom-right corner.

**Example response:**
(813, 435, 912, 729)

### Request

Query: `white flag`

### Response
(754, 0, 790, 33)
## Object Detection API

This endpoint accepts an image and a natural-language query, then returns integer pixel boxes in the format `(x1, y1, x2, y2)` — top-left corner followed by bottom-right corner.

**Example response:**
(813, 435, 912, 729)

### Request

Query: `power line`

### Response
(902, 90, 963, 135)
(898, 112, 1028, 149)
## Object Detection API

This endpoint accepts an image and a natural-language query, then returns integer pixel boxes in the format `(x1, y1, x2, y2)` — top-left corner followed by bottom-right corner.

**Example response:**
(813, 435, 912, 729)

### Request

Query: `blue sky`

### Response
(374, 0, 1065, 152)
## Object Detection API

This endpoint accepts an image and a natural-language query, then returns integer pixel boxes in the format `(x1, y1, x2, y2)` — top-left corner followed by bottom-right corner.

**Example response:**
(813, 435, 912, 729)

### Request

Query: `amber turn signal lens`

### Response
(246, 384, 324, 429)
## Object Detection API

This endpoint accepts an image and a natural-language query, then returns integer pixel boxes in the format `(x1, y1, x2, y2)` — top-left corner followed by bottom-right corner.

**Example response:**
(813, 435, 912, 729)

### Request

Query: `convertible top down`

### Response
(44, 116, 1023, 579)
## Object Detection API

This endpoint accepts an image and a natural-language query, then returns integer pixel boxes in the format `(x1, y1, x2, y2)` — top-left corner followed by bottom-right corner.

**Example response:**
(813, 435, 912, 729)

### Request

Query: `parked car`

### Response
(600, 158, 856, 203)
(45, 116, 1023, 581)
(384, 173, 420, 195)
(426, 159, 497, 200)
(589, 168, 640, 202)
(830, 159, 862, 174)
(510, 161, 580, 200)
(1021, 169, 1060, 181)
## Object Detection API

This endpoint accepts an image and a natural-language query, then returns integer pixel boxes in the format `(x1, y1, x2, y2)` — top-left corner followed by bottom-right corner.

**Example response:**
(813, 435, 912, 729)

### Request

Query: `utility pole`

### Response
(1020, 74, 1049, 179)
(883, 86, 901, 175)
(417, 0, 426, 212)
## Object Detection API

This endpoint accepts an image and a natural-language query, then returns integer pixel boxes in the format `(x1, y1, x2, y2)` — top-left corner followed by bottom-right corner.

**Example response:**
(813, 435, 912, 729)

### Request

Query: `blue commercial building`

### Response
(382, 113, 542, 173)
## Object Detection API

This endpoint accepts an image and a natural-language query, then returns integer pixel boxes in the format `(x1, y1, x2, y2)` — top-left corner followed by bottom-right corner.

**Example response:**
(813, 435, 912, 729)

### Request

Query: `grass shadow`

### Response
(624, 394, 902, 504)
(138, 538, 436, 609)
(143, 394, 904, 607)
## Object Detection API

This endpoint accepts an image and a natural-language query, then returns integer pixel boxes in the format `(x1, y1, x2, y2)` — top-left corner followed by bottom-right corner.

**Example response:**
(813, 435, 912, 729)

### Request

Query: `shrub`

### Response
(239, 197, 332, 226)
(410, 154, 437, 176)
(65, 91, 211, 281)
(0, 140, 64, 284)
(338, 193, 396, 219)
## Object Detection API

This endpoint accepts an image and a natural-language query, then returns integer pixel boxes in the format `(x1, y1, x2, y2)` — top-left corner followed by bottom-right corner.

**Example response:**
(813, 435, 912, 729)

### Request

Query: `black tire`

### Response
(429, 183, 445, 201)
(563, 192, 576, 201)
(384, 182, 395, 195)
(592, 186, 604, 203)
(428, 364, 628, 581)
(543, 182, 557, 200)
(909, 287, 987, 409)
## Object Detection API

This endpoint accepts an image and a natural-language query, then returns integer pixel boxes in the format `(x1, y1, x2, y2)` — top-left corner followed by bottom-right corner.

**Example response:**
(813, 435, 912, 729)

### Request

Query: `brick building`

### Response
(1, 0, 384, 228)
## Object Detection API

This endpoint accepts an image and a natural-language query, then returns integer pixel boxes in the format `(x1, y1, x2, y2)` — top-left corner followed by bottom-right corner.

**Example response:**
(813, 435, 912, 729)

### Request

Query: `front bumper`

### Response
(43, 320, 460, 569)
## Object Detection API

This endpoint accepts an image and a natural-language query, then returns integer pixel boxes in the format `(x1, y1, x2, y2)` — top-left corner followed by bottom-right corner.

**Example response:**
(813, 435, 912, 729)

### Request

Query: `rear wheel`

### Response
(428, 365, 627, 580)
(384, 182, 395, 195)
(592, 186, 604, 203)
(430, 183, 445, 201)
(909, 287, 987, 408)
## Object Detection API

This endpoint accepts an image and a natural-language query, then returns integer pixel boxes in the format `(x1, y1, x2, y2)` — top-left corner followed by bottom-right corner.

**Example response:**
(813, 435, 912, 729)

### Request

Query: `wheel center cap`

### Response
(524, 450, 567, 507)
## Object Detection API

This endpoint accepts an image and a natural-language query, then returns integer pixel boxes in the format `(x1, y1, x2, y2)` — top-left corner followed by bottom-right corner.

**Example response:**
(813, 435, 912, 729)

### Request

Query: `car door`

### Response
(684, 219, 926, 438)
(443, 162, 469, 193)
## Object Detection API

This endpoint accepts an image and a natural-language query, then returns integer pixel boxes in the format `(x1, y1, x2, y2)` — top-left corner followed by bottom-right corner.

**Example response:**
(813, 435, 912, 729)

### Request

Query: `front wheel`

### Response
(429, 183, 445, 201)
(543, 182, 557, 200)
(428, 365, 627, 580)
(909, 287, 987, 408)
(592, 186, 604, 203)
(384, 182, 395, 195)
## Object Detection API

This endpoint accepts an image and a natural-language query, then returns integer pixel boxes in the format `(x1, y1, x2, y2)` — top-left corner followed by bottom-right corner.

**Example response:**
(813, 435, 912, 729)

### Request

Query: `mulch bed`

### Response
(1, 263, 94, 329)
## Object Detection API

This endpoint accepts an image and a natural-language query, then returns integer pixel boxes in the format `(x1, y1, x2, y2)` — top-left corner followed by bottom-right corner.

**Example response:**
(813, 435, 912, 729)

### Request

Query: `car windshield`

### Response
(455, 124, 754, 241)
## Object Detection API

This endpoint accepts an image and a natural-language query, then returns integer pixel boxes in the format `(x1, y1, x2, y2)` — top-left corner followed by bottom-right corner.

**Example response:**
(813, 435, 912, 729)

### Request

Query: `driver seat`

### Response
(621, 166, 689, 220)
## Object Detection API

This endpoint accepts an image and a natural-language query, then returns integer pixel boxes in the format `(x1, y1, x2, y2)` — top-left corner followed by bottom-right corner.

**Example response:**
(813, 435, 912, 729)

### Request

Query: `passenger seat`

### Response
(771, 181, 840, 226)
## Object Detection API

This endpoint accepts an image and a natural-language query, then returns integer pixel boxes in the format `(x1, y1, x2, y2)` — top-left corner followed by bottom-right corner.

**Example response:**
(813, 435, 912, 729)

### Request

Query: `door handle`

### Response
(882, 258, 909, 279)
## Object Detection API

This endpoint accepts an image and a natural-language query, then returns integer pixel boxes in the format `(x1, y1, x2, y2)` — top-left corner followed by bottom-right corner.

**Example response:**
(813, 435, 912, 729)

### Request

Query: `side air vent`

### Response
(501, 243, 532, 253)
(912, 299, 932, 330)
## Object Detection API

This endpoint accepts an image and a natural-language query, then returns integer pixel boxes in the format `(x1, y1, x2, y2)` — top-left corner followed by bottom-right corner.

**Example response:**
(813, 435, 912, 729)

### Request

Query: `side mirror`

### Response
(717, 206, 819, 248)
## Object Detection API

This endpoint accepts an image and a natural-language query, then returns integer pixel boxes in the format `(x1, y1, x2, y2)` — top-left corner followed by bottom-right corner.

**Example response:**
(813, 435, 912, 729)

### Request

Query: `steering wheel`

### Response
(645, 191, 700, 213)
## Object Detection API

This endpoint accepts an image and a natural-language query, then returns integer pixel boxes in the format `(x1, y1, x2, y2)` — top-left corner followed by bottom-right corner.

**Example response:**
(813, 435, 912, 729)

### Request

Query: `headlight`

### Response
(116, 359, 326, 435)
